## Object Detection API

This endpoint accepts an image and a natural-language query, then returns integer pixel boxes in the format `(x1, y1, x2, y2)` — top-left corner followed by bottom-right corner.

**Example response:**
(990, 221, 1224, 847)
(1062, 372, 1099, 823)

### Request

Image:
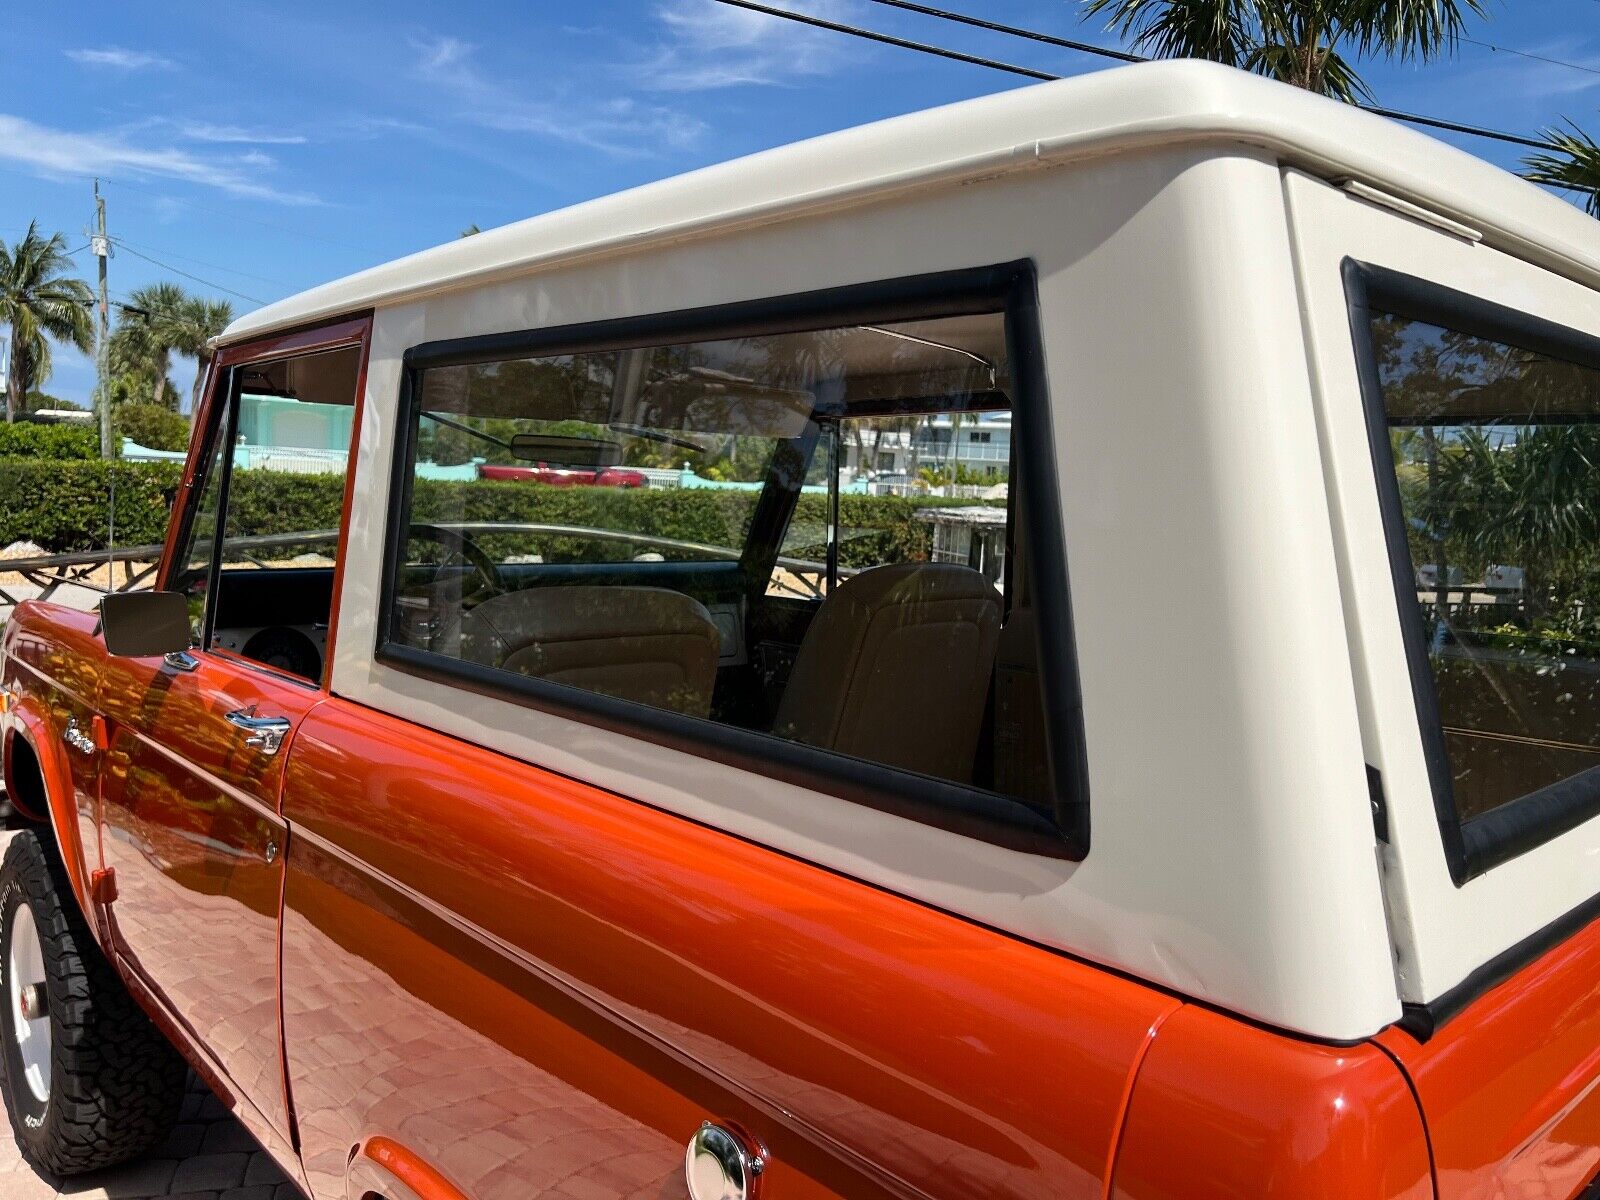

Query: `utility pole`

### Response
(92, 181, 112, 460)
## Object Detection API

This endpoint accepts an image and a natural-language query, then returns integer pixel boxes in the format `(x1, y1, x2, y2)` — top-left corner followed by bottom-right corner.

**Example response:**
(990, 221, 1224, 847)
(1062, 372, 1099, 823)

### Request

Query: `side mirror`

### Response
(99, 592, 191, 658)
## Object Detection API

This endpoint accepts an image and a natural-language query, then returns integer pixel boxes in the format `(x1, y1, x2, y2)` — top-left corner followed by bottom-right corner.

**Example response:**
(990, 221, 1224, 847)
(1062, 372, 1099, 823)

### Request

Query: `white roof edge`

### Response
(224, 61, 1600, 343)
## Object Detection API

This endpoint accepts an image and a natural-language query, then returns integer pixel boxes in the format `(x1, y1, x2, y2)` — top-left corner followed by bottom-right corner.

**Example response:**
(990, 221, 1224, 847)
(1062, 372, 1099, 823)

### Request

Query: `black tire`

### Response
(0, 831, 185, 1176)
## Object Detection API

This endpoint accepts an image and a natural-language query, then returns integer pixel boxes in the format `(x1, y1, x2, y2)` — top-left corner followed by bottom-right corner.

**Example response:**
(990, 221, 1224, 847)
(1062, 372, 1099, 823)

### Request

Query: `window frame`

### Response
(1345, 259, 1600, 884)
(159, 315, 373, 691)
(376, 261, 1091, 860)
(162, 363, 233, 627)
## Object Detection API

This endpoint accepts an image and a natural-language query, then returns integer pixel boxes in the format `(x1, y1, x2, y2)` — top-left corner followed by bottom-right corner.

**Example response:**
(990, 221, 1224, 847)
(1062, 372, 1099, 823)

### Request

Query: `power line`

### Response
(1460, 36, 1600, 80)
(109, 236, 295, 290)
(717, 0, 1562, 153)
(861, 0, 1140, 63)
(109, 240, 270, 306)
(708, 0, 1058, 80)
(1359, 105, 1553, 151)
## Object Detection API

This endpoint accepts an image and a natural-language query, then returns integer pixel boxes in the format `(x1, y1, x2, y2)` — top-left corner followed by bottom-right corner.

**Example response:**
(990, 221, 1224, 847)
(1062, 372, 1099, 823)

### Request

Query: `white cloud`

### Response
(64, 47, 176, 71)
(0, 114, 319, 205)
(179, 123, 309, 145)
(410, 35, 707, 156)
(638, 0, 863, 90)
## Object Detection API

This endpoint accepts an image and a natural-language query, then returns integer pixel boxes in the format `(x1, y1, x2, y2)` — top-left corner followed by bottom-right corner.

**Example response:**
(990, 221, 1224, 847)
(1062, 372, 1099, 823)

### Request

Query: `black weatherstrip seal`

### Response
(1344, 259, 1600, 887)
(375, 261, 1090, 861)
(1398, 881, 1600, 1040)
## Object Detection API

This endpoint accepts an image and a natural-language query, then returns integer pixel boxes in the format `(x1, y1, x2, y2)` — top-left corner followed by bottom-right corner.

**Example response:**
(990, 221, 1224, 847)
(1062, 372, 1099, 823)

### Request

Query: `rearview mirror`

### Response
(99, 591, 191, 658)
(509, 434, 621, 469)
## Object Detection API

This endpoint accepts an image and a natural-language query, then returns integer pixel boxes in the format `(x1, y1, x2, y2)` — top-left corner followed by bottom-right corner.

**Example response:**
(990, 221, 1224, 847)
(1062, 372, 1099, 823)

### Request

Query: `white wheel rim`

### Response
(7, 905, 50, 1104)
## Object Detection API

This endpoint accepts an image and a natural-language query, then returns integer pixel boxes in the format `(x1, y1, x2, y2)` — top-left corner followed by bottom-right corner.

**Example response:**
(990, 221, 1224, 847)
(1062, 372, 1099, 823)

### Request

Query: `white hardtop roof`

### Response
(226, 60, 1600, 344)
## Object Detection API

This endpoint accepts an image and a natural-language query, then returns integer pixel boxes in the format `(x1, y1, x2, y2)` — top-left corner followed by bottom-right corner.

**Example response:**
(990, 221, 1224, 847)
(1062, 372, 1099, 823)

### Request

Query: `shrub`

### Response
(0, 460, 992, 565)
(0, 422, 101, 462)
(116, 403, 191, 453)
(0, 461, 182, 551)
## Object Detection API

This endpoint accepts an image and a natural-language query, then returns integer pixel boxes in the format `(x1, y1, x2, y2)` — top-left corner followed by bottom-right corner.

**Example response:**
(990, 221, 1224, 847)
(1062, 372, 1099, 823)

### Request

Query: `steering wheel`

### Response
(407, 523, 504, 608)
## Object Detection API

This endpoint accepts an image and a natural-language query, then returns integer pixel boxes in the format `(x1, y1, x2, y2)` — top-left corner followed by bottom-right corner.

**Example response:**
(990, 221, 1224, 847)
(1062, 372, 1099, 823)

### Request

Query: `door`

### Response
(278, 287, 1175, 1200)
(96, 322, 369, 1157)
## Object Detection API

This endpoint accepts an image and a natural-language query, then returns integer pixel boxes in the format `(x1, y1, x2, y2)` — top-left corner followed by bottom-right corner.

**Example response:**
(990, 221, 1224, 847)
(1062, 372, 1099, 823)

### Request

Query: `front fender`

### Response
(4, 697, 94, 922)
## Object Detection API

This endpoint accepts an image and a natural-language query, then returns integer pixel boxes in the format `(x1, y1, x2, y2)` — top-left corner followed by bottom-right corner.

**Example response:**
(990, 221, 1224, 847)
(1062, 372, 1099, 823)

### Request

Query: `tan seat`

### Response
(459, 586, 720, 717)
(774, 563, 1001, 785)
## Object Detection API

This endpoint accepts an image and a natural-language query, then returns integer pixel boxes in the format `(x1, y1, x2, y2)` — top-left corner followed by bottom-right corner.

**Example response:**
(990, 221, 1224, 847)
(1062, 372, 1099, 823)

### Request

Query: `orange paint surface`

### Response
(280, 696, 1179, 1200)
(1109, 1005, 1433, 1200)
(1377, 914, 1600, 1200)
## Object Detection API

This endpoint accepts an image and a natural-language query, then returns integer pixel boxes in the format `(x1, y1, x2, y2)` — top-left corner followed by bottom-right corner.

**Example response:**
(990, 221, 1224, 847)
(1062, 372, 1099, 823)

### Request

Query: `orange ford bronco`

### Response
(2, 63, 1599, 1200)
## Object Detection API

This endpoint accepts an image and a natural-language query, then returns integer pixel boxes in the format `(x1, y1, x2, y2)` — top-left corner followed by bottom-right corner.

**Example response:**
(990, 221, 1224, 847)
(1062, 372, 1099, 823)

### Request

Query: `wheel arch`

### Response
(3, 704, 93, 921)
(346, 1136, 470, 1200)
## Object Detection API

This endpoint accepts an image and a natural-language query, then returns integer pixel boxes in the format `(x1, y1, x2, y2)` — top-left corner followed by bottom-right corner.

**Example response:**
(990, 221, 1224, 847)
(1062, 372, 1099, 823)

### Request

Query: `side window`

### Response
(1363, 290, 1600, 860)
(383, 290, 1069, 838)
(172, 388, 229, 645)
(173, 344, 363, 683)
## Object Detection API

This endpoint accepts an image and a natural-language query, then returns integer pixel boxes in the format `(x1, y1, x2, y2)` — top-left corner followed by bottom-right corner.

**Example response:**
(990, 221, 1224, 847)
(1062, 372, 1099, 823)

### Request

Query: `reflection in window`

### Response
(1372, 312, 1600, 824)
(388, 309, 1056, 813)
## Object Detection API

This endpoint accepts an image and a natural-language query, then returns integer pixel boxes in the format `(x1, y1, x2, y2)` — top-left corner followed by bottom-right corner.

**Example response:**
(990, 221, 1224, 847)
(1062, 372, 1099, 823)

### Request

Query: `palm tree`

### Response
(0, 223, 94, 423)
(178, 297, 234, 412)
(111, 282, 214, 410)
(1082, 0, 1487, 102)
(1523, 122, 1600, 217)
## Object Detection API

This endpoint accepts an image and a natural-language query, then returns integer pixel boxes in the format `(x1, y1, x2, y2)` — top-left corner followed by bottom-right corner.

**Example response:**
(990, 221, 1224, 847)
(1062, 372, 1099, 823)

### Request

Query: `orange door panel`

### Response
(1376, 916, 1600, 1200)
(279, 697, 1179, 1200)
(97, 648, 318, 1156)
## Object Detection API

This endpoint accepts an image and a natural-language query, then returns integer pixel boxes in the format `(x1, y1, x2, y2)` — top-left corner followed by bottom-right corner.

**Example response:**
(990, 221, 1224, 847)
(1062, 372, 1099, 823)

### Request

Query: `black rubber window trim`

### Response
(375, 261, 1091, 860)
(1343, 258, 1600, 885)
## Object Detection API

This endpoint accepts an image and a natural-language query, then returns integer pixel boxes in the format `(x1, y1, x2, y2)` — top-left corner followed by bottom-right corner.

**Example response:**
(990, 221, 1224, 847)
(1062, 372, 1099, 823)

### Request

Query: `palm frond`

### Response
(1083, 0, 1257, 66)
(1522, 122, 1600, 217)
(1246, 39, 1374, 100)
(1, 222, 94, 404)
(1346, 0, 1489, 63)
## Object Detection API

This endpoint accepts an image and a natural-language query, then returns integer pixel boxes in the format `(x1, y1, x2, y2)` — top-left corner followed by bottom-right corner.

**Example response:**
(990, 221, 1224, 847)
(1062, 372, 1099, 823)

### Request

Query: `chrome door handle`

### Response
(224, 709, 292, 756)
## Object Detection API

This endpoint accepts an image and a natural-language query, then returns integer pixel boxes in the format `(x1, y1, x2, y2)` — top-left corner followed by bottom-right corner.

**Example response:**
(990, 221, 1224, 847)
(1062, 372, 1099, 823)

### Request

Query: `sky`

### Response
(3, 0, 1598, 408)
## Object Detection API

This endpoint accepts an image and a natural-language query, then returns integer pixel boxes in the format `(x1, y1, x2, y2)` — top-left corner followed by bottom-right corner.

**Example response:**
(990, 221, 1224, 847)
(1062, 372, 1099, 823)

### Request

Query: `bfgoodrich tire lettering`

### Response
(0, 832, 185, 1175)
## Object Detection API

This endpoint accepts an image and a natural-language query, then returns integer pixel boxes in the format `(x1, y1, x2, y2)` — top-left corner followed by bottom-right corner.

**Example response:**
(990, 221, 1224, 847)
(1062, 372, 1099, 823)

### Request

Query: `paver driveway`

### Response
(0, 832, 300, 1200)
(0, 1071, 298, 1200)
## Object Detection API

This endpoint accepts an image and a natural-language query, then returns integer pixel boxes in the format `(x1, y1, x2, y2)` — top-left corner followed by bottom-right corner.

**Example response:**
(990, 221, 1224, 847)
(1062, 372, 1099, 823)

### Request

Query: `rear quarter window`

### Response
(1352, 264, 1600, 881)
(377, 266, 1088, 859)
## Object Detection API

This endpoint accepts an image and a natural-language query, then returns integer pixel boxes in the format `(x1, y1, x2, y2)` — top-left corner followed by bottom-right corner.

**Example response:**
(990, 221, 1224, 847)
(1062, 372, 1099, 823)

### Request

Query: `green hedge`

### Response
(0, 462, 182, 551)
(0, 461, 989, 566)
(0, 422, 102, 462)
(115, 403, 191, 454)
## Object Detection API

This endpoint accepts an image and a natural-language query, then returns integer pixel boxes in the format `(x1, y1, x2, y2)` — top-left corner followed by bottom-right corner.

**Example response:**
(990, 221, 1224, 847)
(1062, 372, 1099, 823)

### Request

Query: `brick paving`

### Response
(0, 1071, 299, 1200)
(0, 828, 300, 1200)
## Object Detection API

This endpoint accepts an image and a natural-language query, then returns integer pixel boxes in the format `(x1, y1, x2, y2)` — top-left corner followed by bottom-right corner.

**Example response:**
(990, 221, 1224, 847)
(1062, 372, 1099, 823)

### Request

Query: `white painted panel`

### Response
(1286, 168, 1600, 1005)
(330, 147, 1399, 1039)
